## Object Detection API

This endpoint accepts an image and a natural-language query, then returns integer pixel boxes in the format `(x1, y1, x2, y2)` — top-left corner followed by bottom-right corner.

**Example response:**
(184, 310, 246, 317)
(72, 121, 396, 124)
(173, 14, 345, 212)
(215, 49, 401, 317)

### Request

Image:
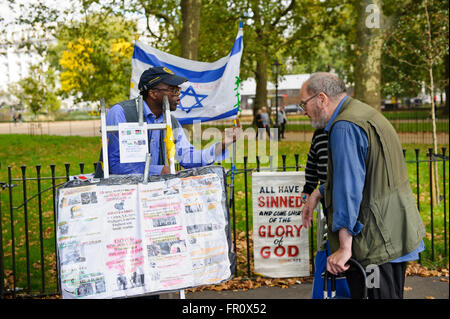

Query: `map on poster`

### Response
(56, 167, 233, 299)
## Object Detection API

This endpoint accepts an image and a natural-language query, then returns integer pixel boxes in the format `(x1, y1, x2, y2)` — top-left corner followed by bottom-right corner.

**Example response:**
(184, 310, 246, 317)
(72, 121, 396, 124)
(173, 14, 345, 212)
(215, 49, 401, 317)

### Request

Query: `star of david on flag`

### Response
(178, 85, 208, 113)
(130, 25, 243, 124)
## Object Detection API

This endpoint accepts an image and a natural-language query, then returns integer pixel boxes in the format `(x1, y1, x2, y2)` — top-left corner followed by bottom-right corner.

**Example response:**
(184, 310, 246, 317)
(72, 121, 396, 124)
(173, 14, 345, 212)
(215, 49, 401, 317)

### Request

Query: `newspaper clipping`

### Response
(56, 169, 231, 299)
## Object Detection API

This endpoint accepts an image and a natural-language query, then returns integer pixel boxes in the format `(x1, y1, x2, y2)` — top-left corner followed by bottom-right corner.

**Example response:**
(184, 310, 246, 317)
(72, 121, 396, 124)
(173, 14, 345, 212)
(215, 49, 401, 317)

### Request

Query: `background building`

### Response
(0, 24, 51, 107)
(239, 74, 310, 114)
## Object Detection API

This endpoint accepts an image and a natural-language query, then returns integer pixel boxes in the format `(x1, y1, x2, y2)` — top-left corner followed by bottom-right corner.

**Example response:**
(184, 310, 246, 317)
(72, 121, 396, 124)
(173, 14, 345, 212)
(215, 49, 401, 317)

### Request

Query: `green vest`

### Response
(324, 97, 425, 267)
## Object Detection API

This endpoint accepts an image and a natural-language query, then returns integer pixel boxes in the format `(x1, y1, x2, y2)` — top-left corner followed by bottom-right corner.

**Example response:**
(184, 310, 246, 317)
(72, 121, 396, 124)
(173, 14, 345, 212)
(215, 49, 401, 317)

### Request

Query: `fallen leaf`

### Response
(425, 296, 435, 299)
(404, 286, 413, 291)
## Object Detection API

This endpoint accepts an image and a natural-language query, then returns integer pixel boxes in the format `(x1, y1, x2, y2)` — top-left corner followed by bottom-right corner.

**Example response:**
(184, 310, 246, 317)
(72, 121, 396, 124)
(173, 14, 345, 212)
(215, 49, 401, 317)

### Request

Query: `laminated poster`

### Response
(56, 170, 231, 299)
(252, 171, 310, 278)
(118, 122, 148, 163)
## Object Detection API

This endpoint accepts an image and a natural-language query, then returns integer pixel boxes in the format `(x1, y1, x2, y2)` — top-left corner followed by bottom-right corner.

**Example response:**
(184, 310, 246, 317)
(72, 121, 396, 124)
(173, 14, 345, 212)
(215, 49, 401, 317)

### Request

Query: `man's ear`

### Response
(318, 92, 328, 108)
(147, 90, 156, 100)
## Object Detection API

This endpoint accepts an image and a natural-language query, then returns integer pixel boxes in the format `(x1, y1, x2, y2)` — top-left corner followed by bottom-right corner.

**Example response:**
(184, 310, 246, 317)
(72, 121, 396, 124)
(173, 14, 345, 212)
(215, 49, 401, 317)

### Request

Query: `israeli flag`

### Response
(130, 26, 243, 124)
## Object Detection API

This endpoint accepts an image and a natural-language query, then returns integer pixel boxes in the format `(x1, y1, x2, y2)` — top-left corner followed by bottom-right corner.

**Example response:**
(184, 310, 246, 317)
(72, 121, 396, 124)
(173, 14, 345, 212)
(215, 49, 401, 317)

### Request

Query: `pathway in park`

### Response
(160, 275, 450, 299)
(0, 120, 448, 144)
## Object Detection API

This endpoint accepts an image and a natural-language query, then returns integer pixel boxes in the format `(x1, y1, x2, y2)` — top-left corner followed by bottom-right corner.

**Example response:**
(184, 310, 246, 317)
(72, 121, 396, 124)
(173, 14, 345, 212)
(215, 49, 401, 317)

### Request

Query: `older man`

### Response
(301, 72, 425, 299)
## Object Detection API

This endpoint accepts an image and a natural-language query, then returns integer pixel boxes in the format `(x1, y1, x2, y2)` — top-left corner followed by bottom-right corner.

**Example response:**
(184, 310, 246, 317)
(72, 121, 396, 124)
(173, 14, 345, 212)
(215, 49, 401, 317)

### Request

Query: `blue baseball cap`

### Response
(138, 66, 187, 93)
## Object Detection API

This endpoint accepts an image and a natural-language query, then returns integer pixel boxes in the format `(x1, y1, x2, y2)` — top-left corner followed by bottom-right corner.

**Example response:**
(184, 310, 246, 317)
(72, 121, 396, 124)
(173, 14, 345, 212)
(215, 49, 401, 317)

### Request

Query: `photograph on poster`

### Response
(56, 167, 233, 298)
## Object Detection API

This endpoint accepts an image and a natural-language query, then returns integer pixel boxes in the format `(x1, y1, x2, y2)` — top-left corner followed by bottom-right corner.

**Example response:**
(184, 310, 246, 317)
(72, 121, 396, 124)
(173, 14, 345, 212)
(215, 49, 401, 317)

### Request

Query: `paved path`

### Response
(160, 275, 449, 299)
(0, 120, 101, 137)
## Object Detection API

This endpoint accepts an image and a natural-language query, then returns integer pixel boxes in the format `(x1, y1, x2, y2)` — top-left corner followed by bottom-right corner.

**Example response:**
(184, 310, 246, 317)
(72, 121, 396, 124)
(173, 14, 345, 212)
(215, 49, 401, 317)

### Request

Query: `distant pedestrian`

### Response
(260, 107, 271, 139)
(276, 106, 288, 139)
(255, 109, 263, 140)
(13, 114, 17, 126)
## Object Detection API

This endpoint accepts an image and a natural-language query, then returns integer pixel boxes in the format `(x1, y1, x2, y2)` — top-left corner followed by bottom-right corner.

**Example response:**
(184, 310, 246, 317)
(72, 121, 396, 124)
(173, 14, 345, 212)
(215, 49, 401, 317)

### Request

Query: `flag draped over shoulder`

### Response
(130, 26, 243, 125)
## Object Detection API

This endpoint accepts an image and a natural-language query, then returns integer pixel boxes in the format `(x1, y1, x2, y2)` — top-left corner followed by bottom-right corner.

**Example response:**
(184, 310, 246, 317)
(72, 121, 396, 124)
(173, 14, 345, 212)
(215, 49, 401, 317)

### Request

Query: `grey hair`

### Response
(306, 72, 346, 99)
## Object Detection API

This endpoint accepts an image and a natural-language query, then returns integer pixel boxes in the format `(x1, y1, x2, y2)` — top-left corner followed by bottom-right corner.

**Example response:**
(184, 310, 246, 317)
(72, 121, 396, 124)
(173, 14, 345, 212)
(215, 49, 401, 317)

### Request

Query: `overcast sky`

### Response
(0, 0, 147, 30)
(1, 0, 70, 25)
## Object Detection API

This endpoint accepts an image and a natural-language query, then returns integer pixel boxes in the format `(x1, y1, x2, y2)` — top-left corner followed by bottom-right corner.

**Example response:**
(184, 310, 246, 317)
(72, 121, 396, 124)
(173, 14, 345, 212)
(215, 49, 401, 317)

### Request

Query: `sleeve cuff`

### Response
(318, 184, 325, 197)
(332, 221, 364, 236)
(212, 142, 229, 163)
(302, 184, 315, 195)
(149, 165, 164, 175)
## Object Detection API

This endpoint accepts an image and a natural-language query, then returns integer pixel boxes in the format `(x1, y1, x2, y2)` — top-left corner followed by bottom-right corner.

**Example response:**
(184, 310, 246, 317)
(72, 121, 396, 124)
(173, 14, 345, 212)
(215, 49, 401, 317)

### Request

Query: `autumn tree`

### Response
(8, 65, 61, 117)
(383, 0, 449, 203)
(47, 14, 136, 106)
(352, 0, 421, 109)
(198, 0, 333, 121)
(283, 1, 356, 84)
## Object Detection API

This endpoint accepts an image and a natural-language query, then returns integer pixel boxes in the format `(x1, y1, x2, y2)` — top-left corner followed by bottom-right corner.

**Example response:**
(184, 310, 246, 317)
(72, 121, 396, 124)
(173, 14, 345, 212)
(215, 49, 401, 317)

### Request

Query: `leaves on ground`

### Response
(406, 261, 449, 278)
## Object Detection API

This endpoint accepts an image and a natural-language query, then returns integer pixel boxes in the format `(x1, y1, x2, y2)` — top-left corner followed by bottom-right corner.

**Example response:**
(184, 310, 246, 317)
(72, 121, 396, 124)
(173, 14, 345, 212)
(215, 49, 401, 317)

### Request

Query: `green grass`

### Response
(0, 134, 448, 294)
(401, 143, 450, 269)
(0, 135, 101, 294)
(204, 120, 449, 133)
(391, 121, 449, 133)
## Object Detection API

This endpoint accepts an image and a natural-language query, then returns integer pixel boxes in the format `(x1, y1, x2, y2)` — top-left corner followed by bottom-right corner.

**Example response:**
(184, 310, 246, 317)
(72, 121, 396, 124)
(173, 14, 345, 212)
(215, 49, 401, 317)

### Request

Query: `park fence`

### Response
(1, 112, 448, 144)
(0, 148, 448, 299)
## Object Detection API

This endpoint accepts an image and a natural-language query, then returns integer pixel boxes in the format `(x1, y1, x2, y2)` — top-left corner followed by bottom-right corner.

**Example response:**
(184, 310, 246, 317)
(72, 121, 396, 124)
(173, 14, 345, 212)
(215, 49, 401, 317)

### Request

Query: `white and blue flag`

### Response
(130, 26, 243, 124)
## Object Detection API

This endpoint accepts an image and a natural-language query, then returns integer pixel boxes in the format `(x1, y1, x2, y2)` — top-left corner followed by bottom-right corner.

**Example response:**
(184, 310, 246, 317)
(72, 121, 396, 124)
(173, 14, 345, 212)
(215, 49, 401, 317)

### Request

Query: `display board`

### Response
(56, 166, 234, 299)
(252, 171, 310, 278)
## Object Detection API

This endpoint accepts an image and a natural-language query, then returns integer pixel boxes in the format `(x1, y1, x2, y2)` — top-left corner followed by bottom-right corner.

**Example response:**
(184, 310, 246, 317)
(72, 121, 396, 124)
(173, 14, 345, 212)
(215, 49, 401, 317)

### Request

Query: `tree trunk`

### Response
(445, 53, 449, 115)
(179, 0, 202, 60)
(354, 0, 385, 110)
(179, 0, 201, 139)
(253, 51, 269, 125)
(429, 66, 440, 205)
(424, 0, 440, 205)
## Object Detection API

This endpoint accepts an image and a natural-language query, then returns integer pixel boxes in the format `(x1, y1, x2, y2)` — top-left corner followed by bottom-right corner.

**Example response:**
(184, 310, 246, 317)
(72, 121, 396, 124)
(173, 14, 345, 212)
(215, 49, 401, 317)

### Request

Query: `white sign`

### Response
(118, 122, 148, 163)
(56, 172, 231, 299)
(252, 172, 309, 278)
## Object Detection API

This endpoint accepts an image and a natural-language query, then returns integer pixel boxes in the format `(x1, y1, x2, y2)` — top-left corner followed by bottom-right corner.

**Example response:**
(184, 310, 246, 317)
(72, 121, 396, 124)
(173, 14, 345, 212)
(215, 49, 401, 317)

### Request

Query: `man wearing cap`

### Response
(105, 66, 240, 176)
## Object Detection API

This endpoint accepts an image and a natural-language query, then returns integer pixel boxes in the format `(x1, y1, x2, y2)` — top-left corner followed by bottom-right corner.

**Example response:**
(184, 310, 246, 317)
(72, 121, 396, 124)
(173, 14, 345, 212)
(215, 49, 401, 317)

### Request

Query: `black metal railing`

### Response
(0, 162, 95, 298)
(0, 149, 448, 298)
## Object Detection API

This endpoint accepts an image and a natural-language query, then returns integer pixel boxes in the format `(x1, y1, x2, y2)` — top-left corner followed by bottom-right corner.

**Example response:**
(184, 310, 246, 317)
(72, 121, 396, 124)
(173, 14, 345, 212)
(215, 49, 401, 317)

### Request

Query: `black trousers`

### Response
(279, 123, 286, 138)
(345, 261, 407, 299)
(256, 127, 270, 139)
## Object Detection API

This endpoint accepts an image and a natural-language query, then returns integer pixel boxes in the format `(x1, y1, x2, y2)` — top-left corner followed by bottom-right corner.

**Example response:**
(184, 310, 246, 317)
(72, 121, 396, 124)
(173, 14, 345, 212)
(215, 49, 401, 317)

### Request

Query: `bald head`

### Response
(304, 72, 346, 101)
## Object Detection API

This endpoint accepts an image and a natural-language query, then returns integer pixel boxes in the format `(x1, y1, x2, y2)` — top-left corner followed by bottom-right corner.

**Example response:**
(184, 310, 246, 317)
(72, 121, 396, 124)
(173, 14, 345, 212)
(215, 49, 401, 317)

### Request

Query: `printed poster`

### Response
(56, 169, 232, 299)
(118, 122, 148, 163)
(252, 171, 309, 278)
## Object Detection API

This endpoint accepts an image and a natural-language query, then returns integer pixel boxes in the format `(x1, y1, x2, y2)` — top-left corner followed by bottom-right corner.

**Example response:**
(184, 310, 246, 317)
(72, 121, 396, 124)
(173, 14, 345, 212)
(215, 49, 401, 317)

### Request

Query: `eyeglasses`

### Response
(151, 86, 182, 95)
(299, 92, 321, 110)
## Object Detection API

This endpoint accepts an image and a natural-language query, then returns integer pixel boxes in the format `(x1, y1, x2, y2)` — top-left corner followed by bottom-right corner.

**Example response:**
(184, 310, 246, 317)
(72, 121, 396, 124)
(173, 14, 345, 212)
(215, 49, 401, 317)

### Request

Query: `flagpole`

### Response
(230, 120, 237, 255)
(230, 65, 242, 254)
